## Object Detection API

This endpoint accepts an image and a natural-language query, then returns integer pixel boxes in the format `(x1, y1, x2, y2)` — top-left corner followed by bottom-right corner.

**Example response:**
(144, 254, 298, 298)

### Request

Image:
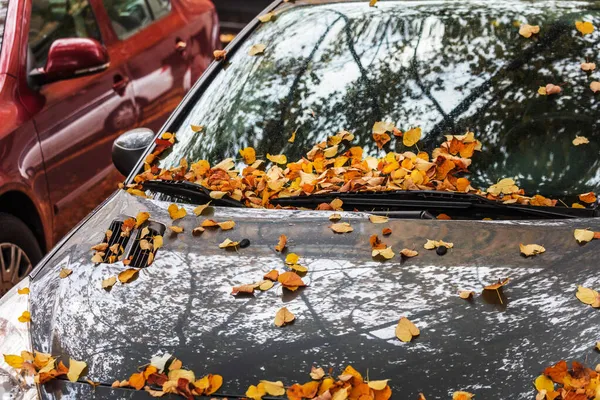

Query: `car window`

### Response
(161, 1, 600, 203)
(0, 0, 9, 56)
(29, 0, 101, 69)
(104, 0, 164, 40)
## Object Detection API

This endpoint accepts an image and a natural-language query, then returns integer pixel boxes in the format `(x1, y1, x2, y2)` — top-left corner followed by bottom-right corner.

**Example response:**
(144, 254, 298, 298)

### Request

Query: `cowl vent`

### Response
(125, 222, 164, 268)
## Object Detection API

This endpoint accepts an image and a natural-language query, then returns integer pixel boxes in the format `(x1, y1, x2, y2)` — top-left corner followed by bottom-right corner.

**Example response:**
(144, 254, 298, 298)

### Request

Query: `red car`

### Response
(0, 0, 218, 295)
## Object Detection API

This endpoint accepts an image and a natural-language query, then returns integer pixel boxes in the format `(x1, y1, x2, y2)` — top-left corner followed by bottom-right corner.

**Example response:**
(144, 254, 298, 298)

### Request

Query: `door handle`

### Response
(112, 75, 129, 95)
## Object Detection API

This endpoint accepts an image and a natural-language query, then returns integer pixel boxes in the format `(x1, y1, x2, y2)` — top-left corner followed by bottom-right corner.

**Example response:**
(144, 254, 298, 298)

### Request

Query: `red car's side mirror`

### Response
(30, 38, 109, 86)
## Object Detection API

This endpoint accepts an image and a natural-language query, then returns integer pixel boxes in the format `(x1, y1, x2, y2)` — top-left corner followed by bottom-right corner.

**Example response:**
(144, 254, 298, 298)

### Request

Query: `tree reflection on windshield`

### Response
(162, 0, 600, 199)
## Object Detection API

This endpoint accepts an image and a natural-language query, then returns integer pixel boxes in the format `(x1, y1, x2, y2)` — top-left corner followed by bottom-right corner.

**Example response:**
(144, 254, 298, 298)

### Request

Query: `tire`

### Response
(0, 213, 43, 296)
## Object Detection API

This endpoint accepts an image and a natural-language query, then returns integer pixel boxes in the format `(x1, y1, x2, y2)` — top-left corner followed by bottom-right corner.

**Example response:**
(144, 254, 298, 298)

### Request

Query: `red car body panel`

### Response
(0, 0, 219, 249)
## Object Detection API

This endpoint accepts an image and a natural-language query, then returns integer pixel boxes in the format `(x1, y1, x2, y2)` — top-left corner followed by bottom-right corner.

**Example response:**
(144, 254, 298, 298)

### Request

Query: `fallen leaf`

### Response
(573, 136, 589, 146)
(459, 290, 475, 299)
(540, 83, 561, 95)
(330, 222, 353, 233)
(581, 62, 596, 71)
(484, 278, 510, 290)
(372, 133, 391, 149)
(91, 253, 104, 263)
(453, 392, 474, 400)
(288, 131, 296, 143)
(372, 246, 395, 259)
(266, 154, 287, 164)
(18, 311, 30, 323)
(519, 243, 546, 257)
(102, 276, 117, 289)
(403, 127, 421, 147)
(534, 374, 554, 393)
(579, 192, 597, 203)
(519, 23, 540, 38)
(278, 271, 306, 291)
(193, 202, 211, 216)
(192, 226, 205, 234)
(423, 239, 454, 249)
(260, 380, 286, 396)
(201, 219, 219, 227)
(576, 20, 595, 35)
(231, 283, 258, 295)
(248, 43, 266, 56)
(367, 380, 389, 391)
(291, 264, 308, 273)
(135, 212, 150, 228)
(372, 121, 394, 134)
(219, 239, 239, 248)
(213, 49, 227, 60)
(395, 317, 420, 342)
(140, 239, 152, 250)
(369, 215, 389, 224)
(329, 213, 341, 221)
(591, 81, 600, 93)
(310, 367, 325, 380)
(118, 268, 139, 283)
(246, 383, 266, 400)
(169, 226, 184, 233)
(218, 221, 235, 230)
(153, 235, 163, 251)
(576, 285, 600, 307)
(264, 270, 279, 281)
(382, 227, 392, 235)
(240, 147, 256, 164)
(167, 204, 187, 220)
(369, 0, 378, 6)
(258, 280, 274, 291)
(67, 358, 87, 382)
(59, 268, 72, 278)
(274, 307, 295, 327)
(91, 243, 108, 252)
(275, 234, 287, 252)
(17, 287, 30, 295)
(257, 12, 274, 22)
(191, 125, 204, 133)
(140, 227, 150, 238)
(285, 253, 299, 264)
(574, 228, 595, 243)
(3, 354, 24, 368)
(400, 249, 418, 258)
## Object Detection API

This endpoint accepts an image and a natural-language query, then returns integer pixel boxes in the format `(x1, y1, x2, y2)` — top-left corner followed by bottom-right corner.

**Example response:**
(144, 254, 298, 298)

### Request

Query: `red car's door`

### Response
(98, 0, 217, 133)
(24, 0, 137, 242)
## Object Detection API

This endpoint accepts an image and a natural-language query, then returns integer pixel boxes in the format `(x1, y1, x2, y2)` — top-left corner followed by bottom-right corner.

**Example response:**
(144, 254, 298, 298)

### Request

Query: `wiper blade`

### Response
(271, 190, 597, 219)
(142, 180, 244, 208)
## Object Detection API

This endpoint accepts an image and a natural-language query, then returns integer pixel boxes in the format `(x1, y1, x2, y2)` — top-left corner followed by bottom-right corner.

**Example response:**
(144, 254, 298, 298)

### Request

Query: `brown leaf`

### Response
(275, 234, 287, 252)
(330, 222, 353, 233)
(118, 268, 139, 283)
(59, 268, 72, 279)
(274, 307, 295, 327)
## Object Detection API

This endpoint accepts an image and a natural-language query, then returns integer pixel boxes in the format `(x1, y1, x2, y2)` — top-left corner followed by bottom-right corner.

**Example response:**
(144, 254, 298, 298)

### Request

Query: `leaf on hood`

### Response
(367, 380, 389, 391)
(257, 12, 274, 22)
(91, 242, 108, 252)
(59, 268, 72, 279)
(538, 84, 561, 95)
(534, 374, 554, 393)
(400, 249, 418, 258)
(274, 307, 295, 327)
(248, 43, 266, 56)
(484, 278, 510, 291)
(201, 219, 219, 227)
(246, 383, 266, 400)
(519, 243, 546, 257)
(264, 269, 279, 281)
(459, 290, 475, 299)
(423, 239, 454, 249)
(167, 204, 187, 220)
(372, 121, 395, 134)
(153, 235, 164, 251)
(453, 392, 474, 400)
(487, 178, 519, 195)
(3, 354, 24, 368)
(576, 285, 600, 307)
(169, 226, 184, 233)
(193, 202, 212, 216)
(18, 311, 30, 323)
(395, 317, 420, 342)
(213, 49, 227, 60)
(285, 253, 299, 265)
(274, 234, 287, 252)
(368, 215, 389, 224)
(573, 136, 589, 146)
(403, 127, 421, 147)
(382, 227, 392, 235)
(581, 62, 596, 71)
(258, 280, 274, 291)
(219, 239, 239, 249)
(369, 235, 386, 250)
(240, 147, 256, 164)
(17, 287, 30, 295)
(310, 367, 325, 380)
(266, 153, 287, 164)
(576, 20, 594, 35)
(372, 133, 391, 149)
(278, 271, 306, 291)
(67, 358, 87, 382)
(218, 221, 235, 230)
(102, 276, 117, 289)
(329, 213, 341, 221)
(574, 228, 595, 243)
(288, 130, 296, 143)
(330, 222, 353, 233)
(518, 23, 540, 38)
(135, 212, 150, 228)
(372, 246, 395, 259)
(190, 125, 204, 133)
(118, 268, 139, 283)
(591, 81, 600, 93)
(579, 192, 597, 203)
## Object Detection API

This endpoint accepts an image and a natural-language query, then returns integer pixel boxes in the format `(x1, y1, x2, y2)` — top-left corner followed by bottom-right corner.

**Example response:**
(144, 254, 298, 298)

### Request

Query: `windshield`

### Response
(153, 0, 600, 207)
(0, 0, 9, 56)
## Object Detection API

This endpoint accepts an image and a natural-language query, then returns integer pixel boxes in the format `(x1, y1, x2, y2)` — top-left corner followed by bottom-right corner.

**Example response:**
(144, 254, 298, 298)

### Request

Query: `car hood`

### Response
(29, 190, 600, 398)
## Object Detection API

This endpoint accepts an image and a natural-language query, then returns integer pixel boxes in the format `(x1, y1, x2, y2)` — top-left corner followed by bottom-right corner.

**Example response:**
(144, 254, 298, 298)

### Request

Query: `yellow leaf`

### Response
(67, 358, 87, 382)
(135, 212, 150, 228)
(403, 127, 422, 147)
(248, 43, 266, 56)
(102, 276, 117, 289)
(576, 21, 594, 35)
(17, 287, 29, 295)
(246, 383, 267, 400)
(193, 202, 211, 216)
(274, 307, 295, 327)
(59, 268, 72, 278)
(260, 380, 286, 396)
(538, 86, 547, 95)
(257, 12, 274, 22)
(18, 311, 30, 323)
(118, 268, 138, 283)
(267, 153, 287, 164)
(291, 264, 308, 273)
(459, 290, 474, 299)
(127, 188, 148, 198)
(153, 235, 163, 251)
(368, 215, 389, 224)
(576, 285, 600, 307)
(534, 374, 554, 392)
(372, 121, 394, 134)
(372, 246, 395, 259)
(573, 136, 589, 146)
(367, 380, 389, 391)
(3, 354, 24, 369)
(219, 238, 239, 248)
(329, 213, 341, 221)
(330, 222, 353, 233)
(519, 24, 540, 38)
(167, 204, 187, 220)
(574, 229, 594, 243)
(288, 131, 296, 143)
(209, 191, 227, 199)
(487, 178, 519, 195)
(369, 0, 377, 6)
(399, 248, 418, 258)
(310, 367, 325, 380)
(395, 317, 420, 342)
(169, 226, 184, 233)
(191, 124, 204, 133)
(168, 369, 196, 383)
(218, 221, 236, 230)
(285, 253, 299, 264)
(240, 147, 256, 164)
(258, 280, 274, 291)
(519, 243, 546, 257)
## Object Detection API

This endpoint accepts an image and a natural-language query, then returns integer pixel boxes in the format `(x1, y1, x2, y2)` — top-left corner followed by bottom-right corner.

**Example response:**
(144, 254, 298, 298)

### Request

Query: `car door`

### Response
(26, 0, 137, 243)
(100, 0, 210, 133)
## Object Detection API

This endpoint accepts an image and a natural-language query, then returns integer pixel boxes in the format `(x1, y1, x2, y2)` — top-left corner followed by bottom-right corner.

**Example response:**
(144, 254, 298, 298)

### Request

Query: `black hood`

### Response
(29, 190, 600, 398)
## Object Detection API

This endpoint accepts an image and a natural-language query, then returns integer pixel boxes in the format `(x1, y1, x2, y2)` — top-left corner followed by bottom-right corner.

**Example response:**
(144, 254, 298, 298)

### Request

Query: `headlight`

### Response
(0, 278, 37, 400)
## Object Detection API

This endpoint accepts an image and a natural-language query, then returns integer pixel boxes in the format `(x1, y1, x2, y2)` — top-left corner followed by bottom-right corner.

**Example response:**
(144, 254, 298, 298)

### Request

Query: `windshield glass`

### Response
(155, 0, 600, 207)
(0, 0, 9, 55)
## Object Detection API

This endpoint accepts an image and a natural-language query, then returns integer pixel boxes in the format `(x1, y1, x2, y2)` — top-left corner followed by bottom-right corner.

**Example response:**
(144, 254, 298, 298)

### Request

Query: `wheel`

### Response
(0, 213, 42, 296)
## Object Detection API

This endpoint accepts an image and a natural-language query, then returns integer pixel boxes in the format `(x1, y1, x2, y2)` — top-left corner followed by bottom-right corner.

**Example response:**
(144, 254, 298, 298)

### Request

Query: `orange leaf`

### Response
(129, 372, 146, 390)
(278, 271, 306, 291)
(275, 234, 287, 252)
(372, 133, 391, 149)
(579, 192, 597, 203)
(263, 270, 279, 281)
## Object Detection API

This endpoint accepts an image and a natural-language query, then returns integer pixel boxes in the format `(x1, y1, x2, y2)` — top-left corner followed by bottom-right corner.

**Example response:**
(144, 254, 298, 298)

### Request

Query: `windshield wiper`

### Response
(142, 180, 244, 208)
(271, 191, 597, 220)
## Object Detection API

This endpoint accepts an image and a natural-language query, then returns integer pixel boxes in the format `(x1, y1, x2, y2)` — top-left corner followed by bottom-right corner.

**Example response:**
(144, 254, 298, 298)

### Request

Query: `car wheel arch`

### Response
(0, 190, 47, 253)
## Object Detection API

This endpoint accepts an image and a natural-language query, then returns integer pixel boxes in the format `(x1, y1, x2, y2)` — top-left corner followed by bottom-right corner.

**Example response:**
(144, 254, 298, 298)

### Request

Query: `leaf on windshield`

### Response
(579, 192, 597, 203)
(248, 44, 266, 56)
(330, 222, 353, 233)
(101, 276, 117, 289)
(372, 133, 391, 149)
(459, 290, 474, 299)
(231, 283, 258, 295)
(538, 84, 561, 95)
(274, 307, 295, 327)
(213, 49, 227, 60)
(518, 24, 540, 38)
(395, 317, 419, 342)
(264, 270, 279, 281)
(519, 243, 545, 257)
(403, 127, 421, 147)
(266, 153, 287, 164)
(591, 81, 600, 93)
(288, 131, 296, 143)
(239, 147, 256, 164)
(372, 121, 394, 134)
(574, 228, 595, 243)
(168, 226, 184, 233)
(453, 392, 474, 400)
(487, 178, 519, 196)
(135, 212, 150, 228)
(218, 221, 235, 230)
(573, 135, 589, 146)
(576, 21, 594, 35)
(275, 234, 287, 252)
(17, 287, 30, 295)
(581, 62, 596, 71)
(59, 268, 72, 279)
(193, 202, 211, 216)
(369, 0, 378, 6)
(368, 215, 388, 224)
(67, 358, 87, 382)
(483, 278, 509, 304)
(257, 12, 274, 22)
(167, 204, 187, 220)
(190, 124, 204, 133)
(369, 234, 386, 250)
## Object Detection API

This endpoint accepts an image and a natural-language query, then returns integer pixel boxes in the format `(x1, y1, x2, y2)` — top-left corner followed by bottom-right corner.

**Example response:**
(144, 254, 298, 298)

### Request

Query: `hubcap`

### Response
(0, 243, 32, 296)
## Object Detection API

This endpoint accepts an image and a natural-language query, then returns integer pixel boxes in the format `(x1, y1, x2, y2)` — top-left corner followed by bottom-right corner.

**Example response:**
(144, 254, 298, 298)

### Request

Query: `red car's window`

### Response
(104, 0, 170, 40)
(0, 0, 9, 56)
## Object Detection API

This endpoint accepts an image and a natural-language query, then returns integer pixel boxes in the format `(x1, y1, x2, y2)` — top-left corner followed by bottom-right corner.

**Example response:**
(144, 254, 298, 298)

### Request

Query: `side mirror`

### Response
(112, 128, 155, 177)
(29, 38, 109, 86)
